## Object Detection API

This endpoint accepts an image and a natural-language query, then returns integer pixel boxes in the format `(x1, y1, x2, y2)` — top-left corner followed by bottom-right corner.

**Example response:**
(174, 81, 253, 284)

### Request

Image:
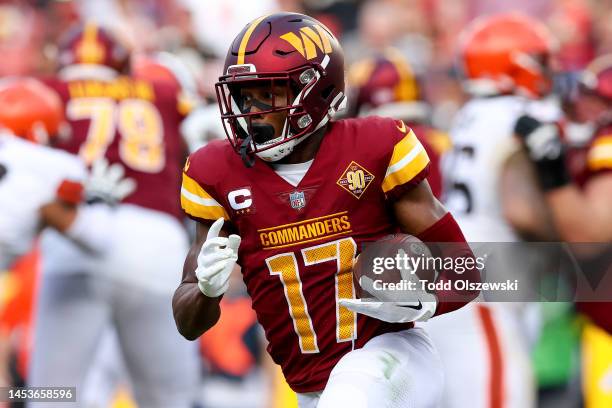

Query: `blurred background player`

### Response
(516, 53, 612, 408)
(422, 13, 563, 408)
(0, 77, 133, 399)
(28, 21, 200, 407)
(347, 48, 449, 198)
(0, 77, 132, 271)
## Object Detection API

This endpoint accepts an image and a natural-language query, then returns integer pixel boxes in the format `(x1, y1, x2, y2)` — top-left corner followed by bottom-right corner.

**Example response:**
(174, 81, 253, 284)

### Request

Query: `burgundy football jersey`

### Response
(573, 125, 612, 333)
(182, 116, 431, 392)
(573, 125, 612, 187)
(45, 76, 187, 219)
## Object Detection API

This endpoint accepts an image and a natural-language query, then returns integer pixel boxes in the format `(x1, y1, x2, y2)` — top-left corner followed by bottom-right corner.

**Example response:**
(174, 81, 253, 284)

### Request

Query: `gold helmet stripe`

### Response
(386, 48, 418, 102)
(237, 15, 269, 65)
(75, 21, 106, 65)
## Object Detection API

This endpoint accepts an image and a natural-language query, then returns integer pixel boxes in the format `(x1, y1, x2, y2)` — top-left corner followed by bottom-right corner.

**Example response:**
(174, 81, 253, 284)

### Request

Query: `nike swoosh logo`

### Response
(396, 120, 407, 133)
(398, 301, 422, 311)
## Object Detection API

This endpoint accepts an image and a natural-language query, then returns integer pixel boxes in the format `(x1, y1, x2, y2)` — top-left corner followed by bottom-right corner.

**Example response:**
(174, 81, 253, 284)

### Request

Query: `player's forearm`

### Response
(417, 212, 481, 316)
(40, 202, 113, 255)
(40, 201, 78, 233)
(501, 151, 558, 241)
(394, 184, 480, 314)
(546, 186, 609, 242)
(172, 282, 222, 340)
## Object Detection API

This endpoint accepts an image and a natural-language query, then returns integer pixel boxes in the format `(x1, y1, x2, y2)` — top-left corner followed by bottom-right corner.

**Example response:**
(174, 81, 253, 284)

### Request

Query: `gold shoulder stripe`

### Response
(182, 173, 213, 199)
(587, 136, 612, 171)
(181, 194, 229, 220)
(592, 135, 612, 149)
(388, 130, 419, 167)
(180, 173, 229, 221)
(587, 143, 612, 171)
(382, 130, 429, 193)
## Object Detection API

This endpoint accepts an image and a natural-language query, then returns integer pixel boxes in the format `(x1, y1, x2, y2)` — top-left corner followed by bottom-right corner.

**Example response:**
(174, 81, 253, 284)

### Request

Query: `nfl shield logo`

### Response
(289, 191, 306, 210)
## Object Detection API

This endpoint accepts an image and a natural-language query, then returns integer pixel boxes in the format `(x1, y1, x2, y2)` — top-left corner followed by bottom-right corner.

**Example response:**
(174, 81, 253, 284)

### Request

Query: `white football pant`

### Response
(297, 327, 443, 408)
(28, 204, 200, 408)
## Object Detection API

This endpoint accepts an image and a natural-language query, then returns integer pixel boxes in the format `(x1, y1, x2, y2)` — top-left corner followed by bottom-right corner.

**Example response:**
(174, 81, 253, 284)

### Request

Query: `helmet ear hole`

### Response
(321, 85, 334, 101)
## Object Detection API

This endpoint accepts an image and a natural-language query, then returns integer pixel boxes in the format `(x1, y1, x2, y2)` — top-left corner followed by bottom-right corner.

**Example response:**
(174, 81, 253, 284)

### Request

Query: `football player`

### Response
(27, 22, 200, 407)
(422, 13, 563, 408)
(0, 78, 132, 271)
(515, 54, 612, 408)
(347, 48, 448, 198)
(173, 12, 480, 408)
(0, 77, 135, 394)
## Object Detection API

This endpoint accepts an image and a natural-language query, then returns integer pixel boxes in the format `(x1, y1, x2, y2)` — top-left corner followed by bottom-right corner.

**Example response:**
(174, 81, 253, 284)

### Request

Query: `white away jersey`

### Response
(442, 95, 561, 241)
(0, 133, 86, 269)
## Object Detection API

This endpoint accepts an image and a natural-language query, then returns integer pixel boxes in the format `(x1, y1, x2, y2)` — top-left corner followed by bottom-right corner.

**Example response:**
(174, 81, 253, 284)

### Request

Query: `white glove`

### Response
(85, 158, 136, 204)
(196, 217, 241, 298)
(523, 124, 563, 161)
(339, 249, 437, 323)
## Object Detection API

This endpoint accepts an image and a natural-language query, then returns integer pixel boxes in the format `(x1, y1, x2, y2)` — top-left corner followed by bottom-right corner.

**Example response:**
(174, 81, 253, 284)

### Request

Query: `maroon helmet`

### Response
(215, 12, 345, 164)
(57, 21, 130, 73)
(347, 49, 428, 121)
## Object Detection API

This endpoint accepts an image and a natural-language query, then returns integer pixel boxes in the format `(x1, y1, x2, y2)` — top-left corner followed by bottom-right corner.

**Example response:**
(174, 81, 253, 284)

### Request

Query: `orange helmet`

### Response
(57, 21, 130, 73)
(348, 48, 424, 118)
(459, 13, 556, 98)
(0, 78, 65, 143)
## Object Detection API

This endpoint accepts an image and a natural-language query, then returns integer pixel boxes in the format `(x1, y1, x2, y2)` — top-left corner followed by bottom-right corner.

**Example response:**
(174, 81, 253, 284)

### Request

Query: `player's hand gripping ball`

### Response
(340, 234, 438, 323)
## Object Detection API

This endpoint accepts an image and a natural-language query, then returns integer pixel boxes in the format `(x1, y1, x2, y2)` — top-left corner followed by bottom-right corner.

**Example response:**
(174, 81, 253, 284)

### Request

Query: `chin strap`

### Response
(239, 134, 255, 168)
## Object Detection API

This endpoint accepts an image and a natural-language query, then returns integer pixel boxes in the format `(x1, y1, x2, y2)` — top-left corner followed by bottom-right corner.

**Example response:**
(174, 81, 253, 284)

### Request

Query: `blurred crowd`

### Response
(0, 0, 611, 407)
(3, 0, 612, 129)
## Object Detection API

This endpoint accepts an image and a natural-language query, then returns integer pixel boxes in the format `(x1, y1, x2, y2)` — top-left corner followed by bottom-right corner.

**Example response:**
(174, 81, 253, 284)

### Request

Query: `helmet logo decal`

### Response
(280, 25, 332, 60)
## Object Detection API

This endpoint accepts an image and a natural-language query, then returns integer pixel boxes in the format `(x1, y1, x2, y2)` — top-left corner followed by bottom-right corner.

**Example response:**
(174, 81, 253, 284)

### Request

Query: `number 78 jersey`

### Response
(44, 76, 188, 219)
(181, 117, 431, 393)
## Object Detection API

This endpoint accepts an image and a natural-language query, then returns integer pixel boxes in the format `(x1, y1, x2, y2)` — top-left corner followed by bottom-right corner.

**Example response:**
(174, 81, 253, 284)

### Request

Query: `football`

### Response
(353, 234, 437, 301)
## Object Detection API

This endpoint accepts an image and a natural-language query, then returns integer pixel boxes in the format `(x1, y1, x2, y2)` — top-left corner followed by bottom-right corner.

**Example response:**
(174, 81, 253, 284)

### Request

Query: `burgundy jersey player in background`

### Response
(28, 21, 200, 408)
(347, 48, 448, 198)
(516, 53, 612, 408)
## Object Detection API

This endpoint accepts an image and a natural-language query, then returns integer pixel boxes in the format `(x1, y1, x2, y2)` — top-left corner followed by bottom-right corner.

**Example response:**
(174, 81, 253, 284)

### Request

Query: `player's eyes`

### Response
(239, 94, 253, 108)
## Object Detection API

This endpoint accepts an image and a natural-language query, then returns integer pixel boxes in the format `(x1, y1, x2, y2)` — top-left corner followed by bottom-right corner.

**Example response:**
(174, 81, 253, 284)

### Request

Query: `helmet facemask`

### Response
(216, 57, 341, 166)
